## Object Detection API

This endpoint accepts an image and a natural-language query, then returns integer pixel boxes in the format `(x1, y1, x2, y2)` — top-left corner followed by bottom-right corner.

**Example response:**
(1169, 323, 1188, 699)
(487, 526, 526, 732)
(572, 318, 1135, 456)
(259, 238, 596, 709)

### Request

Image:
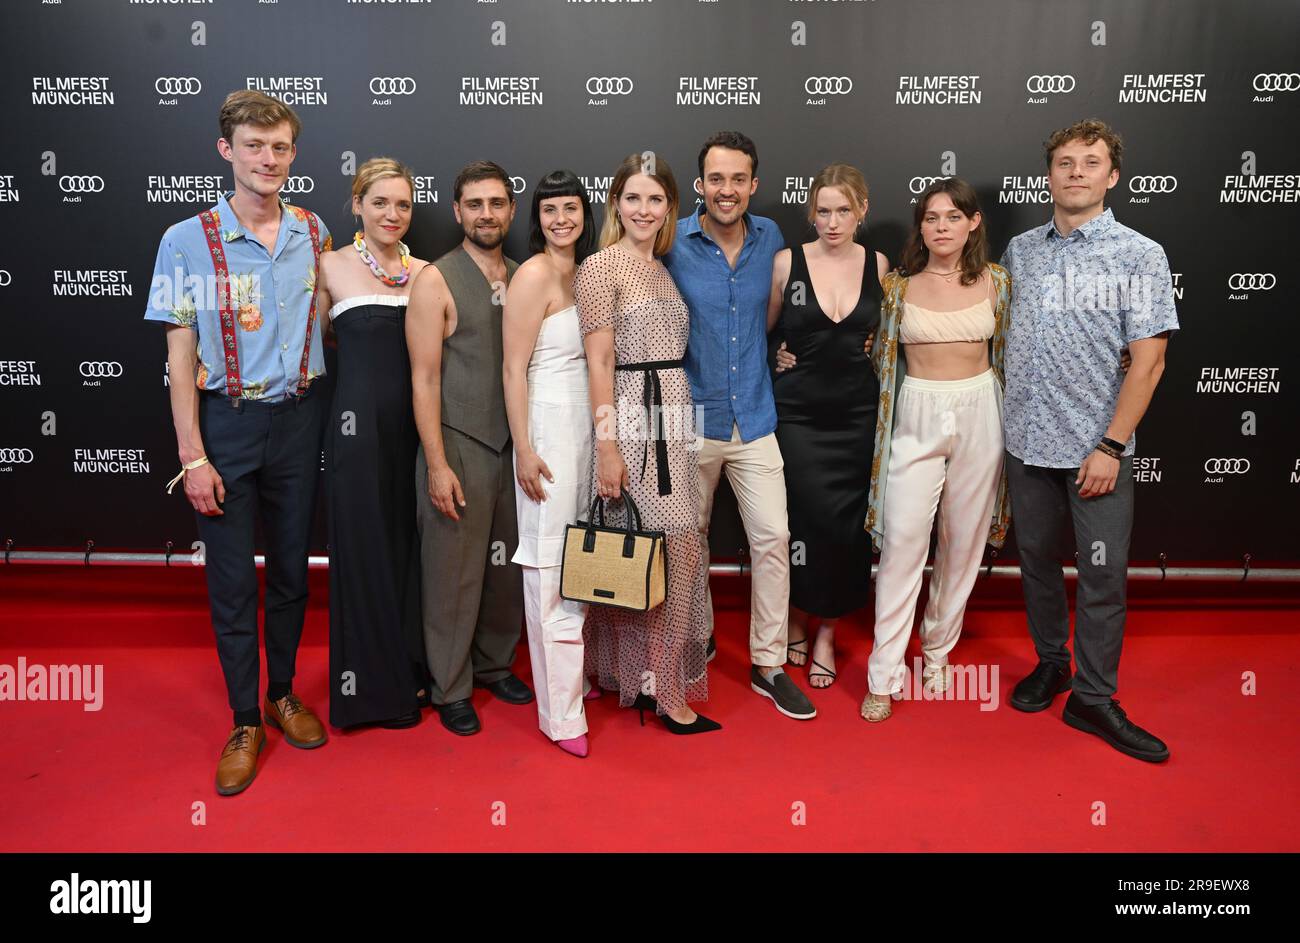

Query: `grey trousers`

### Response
(1005, 451, 1133, 706)
(415, 427, 523, 705)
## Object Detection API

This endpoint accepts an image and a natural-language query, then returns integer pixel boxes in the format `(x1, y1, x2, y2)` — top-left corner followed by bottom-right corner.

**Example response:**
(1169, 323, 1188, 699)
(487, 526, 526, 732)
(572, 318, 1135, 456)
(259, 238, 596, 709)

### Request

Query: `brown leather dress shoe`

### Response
(263, 693, 328, 749)
(216, 724, 265, 796)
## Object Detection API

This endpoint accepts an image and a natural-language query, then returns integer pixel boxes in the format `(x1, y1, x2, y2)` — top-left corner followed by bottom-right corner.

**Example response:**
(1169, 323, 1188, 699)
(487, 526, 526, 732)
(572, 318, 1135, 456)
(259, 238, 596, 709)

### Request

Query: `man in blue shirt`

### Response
(145, 91, 331, 796)
(1000, 120, 1177, 762)
(665, 132, 815, 721)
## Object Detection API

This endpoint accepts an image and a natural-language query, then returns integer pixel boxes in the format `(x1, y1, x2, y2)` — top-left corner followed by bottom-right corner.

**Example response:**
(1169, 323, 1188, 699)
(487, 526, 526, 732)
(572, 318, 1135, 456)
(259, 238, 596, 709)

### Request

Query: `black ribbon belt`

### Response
(615, 359, 682, 497)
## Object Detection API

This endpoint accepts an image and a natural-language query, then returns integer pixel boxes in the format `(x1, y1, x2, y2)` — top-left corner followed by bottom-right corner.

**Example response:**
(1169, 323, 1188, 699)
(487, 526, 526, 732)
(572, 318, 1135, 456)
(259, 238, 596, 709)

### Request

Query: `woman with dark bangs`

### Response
(502, 170, 599, 757)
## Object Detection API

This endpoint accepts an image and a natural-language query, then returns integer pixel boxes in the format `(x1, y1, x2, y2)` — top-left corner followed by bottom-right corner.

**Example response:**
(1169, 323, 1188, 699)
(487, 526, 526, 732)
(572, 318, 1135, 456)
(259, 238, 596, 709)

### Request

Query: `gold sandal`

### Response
(922, 664, 952, 695)
(860, 692, 893, 723)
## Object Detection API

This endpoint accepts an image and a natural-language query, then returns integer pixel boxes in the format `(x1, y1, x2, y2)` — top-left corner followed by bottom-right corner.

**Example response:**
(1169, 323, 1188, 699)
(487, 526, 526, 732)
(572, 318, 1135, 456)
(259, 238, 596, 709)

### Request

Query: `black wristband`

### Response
(1100, 436, 1126, 455)
(1096, 441, 1122, 459)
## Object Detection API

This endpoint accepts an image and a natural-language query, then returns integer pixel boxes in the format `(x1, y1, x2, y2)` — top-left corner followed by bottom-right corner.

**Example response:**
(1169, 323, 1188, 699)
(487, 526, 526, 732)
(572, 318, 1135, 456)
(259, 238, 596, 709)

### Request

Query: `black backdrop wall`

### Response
(1, 0, 1297, 565)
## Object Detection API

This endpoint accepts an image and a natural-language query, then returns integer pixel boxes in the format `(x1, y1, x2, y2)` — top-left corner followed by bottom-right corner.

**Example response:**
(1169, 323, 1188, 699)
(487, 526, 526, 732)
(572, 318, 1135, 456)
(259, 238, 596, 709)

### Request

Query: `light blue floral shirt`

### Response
(143, 191, 330, 401)
(1000, 208, 1178, 468)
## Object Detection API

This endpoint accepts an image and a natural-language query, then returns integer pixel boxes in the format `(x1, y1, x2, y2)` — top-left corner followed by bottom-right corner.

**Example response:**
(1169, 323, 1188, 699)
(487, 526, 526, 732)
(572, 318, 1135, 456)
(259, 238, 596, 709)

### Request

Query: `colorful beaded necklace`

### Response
(353, 231, 411, 287)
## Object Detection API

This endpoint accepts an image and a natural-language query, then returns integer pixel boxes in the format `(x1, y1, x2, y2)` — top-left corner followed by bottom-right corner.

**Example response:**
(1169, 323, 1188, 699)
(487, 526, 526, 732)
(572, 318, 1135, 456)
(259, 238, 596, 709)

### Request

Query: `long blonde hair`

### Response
(600, 151, 679, 257)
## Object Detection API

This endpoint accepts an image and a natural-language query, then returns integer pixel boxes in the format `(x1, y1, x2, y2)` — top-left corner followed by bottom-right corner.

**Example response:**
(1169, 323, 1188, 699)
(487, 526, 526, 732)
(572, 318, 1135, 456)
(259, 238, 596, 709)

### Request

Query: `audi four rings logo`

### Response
(59, 176, 104, 193)
(0, 449, 34, 464)
(586, 77, 633, 95)
(155, 77, 201, 95)
(1204, 458, 1250, 474)
(1128, 176, 1178, 193)
(1253, 73, 1300, 92)
(79, 361, 123, 378)
(370, 77, 417, 95)
(282, 176, 315, 194)
(509, 176, 526, 194)
(1227, 273, 1276, 290)
(909, 175, 949, 194)
(1025, 74, 1076, 93)
(805, 76, 853, 95)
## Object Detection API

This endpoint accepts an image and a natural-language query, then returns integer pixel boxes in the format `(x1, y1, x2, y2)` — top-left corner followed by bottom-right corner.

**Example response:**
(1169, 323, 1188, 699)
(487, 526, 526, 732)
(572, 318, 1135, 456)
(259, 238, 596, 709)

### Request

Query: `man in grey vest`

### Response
(408, 160, 531, 735)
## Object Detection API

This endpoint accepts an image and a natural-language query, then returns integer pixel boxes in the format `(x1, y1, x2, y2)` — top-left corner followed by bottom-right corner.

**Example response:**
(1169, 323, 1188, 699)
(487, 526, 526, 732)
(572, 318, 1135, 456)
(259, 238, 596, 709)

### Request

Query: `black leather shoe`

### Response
(378, 710, 422, 730)
(1009, 660, 1072, 712)
(478, 674, 534, 705)
(1062, 694, 1169, 762)
(436, 699, 481, 736)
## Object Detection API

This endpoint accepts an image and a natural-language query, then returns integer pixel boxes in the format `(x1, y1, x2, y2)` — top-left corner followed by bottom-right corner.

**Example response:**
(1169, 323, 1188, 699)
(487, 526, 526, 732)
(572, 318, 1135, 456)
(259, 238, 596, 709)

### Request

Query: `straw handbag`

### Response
(560, 489, 667, 612)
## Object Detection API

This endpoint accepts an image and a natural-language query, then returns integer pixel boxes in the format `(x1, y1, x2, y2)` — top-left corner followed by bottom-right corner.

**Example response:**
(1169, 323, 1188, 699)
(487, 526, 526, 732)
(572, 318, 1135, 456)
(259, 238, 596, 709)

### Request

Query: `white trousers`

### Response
(522, 565, 588, 740)
(868, 369, 1004, 696)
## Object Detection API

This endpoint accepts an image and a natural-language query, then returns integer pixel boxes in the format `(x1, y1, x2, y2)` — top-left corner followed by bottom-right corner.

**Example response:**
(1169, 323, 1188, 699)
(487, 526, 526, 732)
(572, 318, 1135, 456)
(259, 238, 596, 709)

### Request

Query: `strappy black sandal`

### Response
(808, 658, 837, 688)
(786, 634, 810, 667)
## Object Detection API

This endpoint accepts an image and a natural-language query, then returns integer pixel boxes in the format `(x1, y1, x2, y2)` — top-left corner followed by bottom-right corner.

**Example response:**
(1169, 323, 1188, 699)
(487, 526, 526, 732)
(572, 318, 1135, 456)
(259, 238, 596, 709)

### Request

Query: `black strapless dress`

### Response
(326, 296, 426, 727)
(772, 242, 881, 618)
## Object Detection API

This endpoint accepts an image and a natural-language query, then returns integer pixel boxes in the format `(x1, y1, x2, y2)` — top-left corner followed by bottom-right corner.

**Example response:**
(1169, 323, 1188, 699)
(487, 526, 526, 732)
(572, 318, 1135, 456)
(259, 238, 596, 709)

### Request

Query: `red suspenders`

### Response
(196, 205, 322, 400)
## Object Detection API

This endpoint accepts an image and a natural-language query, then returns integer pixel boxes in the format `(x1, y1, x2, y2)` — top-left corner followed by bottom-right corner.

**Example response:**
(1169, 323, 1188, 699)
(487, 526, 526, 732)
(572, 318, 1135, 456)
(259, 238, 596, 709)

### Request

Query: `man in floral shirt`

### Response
(1000, 119, 1177, 763)
(145, 90, 332, 795)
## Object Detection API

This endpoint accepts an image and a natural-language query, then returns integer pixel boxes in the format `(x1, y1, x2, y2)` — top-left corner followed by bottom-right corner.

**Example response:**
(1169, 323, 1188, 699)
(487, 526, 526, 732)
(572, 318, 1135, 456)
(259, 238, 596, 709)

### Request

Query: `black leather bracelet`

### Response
(1099, 436, 1126, 455)
(1096, 442, 1122, 459)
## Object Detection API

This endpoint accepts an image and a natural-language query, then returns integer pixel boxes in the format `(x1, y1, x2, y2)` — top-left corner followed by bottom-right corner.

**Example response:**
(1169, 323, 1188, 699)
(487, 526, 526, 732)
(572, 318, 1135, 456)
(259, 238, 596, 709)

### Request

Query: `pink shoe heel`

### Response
(556, 735, 589, 758)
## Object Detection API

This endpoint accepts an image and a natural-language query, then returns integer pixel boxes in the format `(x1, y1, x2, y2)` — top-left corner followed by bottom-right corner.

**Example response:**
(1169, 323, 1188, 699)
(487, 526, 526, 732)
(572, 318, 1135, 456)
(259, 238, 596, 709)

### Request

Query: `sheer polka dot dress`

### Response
(574, 243, 710, 714)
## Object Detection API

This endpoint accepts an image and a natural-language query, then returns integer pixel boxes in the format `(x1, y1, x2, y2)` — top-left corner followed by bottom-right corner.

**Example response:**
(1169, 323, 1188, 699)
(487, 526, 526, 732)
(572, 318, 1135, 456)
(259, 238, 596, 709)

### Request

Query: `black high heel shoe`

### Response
(661, 711, 722, 735)
(631, 693, 721, 735)
(631, 693, 657, 726)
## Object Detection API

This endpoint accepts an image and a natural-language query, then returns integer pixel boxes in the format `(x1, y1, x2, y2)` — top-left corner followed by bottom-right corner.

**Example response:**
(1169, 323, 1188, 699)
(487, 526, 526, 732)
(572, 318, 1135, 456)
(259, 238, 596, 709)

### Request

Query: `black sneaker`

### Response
(1009, 660, 1072, 712)
(750, 667, 817, 720)
(1062, 694, 1169, 762)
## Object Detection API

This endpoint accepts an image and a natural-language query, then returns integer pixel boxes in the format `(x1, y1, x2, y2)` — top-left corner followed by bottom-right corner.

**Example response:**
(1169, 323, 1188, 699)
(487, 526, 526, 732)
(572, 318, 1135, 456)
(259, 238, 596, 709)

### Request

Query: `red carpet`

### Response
(1, 565, 1296, 852)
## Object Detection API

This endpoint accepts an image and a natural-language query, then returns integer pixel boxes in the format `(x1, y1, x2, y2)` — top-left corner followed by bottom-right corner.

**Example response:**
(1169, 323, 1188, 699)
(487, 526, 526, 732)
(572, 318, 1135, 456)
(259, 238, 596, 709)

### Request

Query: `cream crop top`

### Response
(899, 299, 995, 344)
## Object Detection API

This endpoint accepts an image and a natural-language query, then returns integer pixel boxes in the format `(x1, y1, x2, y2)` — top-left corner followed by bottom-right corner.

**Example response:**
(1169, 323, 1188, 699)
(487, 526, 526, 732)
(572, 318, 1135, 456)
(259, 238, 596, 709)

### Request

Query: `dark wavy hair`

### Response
(527, 169, 596, 261)
(898, 177, 989, 287)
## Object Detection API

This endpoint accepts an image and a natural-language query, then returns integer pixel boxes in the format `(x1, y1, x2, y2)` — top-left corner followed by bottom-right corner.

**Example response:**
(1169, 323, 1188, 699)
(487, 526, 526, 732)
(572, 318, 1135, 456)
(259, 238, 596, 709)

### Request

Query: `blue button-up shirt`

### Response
(665, 210, 783, 442)
(1000, 208, 1179, 468)
(144, 191, 330, 401)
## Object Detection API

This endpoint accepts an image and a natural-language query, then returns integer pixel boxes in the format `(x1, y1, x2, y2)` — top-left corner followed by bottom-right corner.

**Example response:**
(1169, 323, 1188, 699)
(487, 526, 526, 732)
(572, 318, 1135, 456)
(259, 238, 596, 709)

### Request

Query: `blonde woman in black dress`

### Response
(767, 164, 888, 689)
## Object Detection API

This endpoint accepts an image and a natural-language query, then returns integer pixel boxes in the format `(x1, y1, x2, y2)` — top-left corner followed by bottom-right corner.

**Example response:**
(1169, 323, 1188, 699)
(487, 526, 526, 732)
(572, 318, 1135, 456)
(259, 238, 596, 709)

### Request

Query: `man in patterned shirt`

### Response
(1000, 119, 1177, 762)
(145, 91, 332, 795)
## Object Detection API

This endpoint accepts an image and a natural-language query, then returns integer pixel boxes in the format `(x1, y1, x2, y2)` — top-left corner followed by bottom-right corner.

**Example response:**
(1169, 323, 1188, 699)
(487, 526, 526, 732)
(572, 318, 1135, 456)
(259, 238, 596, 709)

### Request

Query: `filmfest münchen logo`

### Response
(147, 175, 224, 205)
(1127, 174, 1177, 203)
(0, 175, 17, 203)
(73, 449, 150, 475)
(896, 75, 980, 105)
(32, 77, 114, 105)
(1119, 73, 1206, 103)
(0, 361, 41, 386)
(999, 174, 1051, 204)
(677, 76, 760, 106)
(245, 76, 327, 106)
(782, 176, 812, 205)
(460, 77, 543, 107)
(53, 271, 132, 297)
(579, 175, 612, 204)
(1195, 366, 1280, 394)
(155, 76, 201, 106)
